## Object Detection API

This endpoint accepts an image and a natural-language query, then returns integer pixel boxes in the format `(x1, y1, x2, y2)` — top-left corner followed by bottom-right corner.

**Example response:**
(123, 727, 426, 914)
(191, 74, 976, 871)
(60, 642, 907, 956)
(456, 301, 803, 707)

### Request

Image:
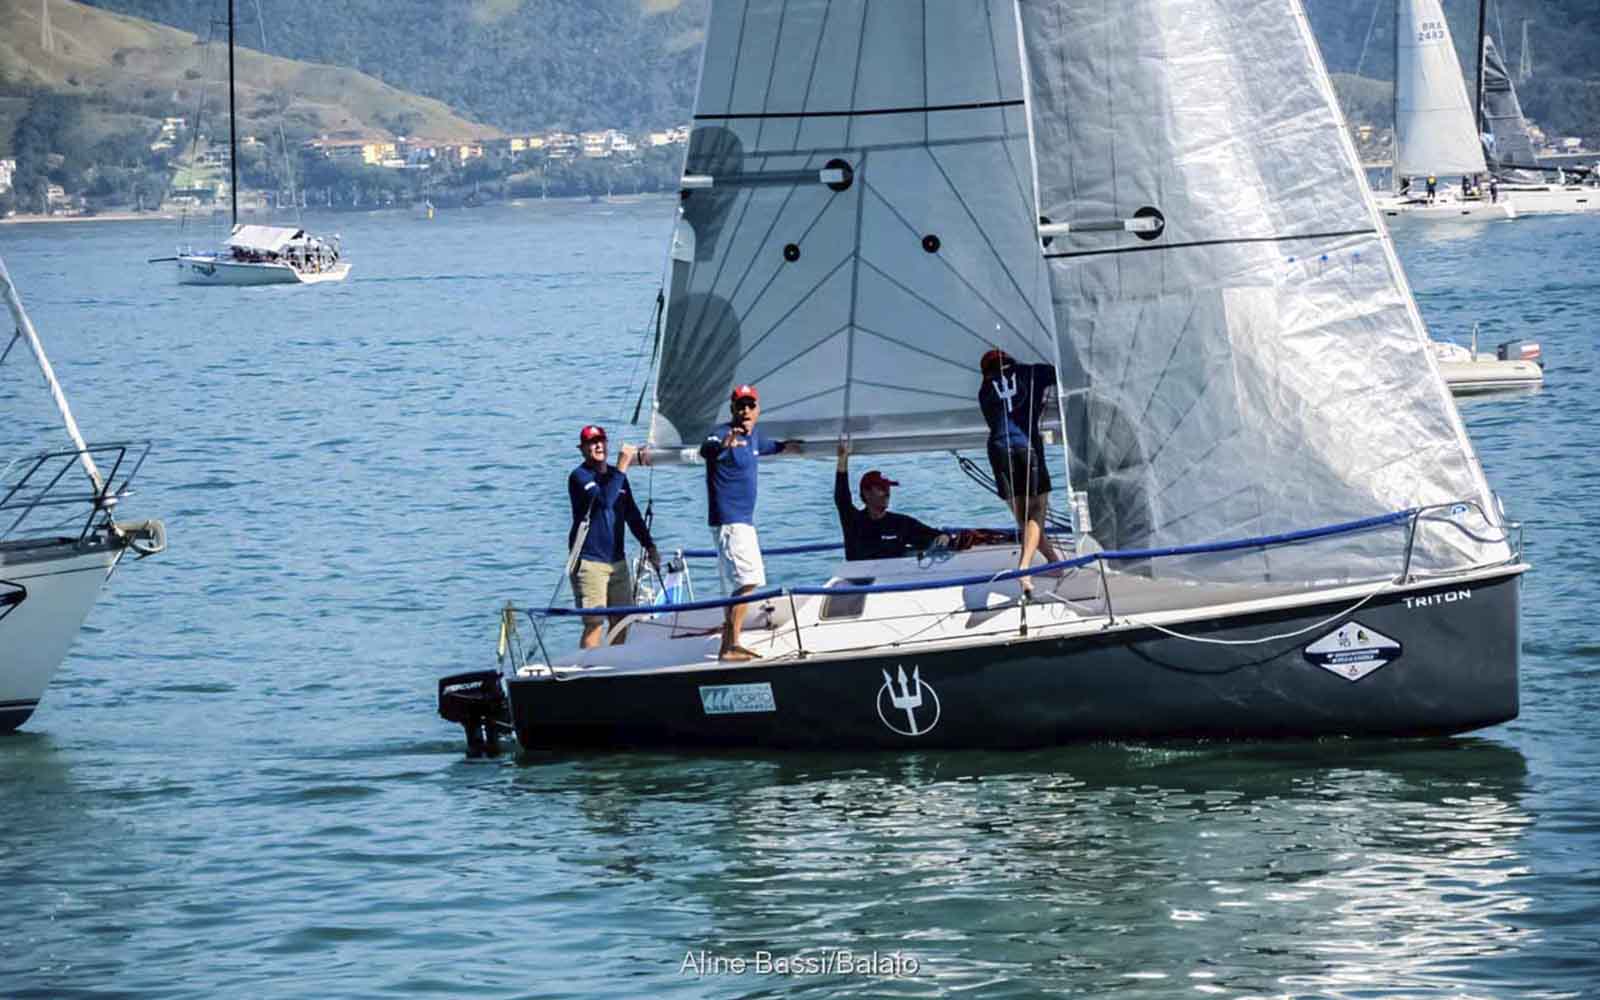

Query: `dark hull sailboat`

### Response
(439, 0, 1524, 755)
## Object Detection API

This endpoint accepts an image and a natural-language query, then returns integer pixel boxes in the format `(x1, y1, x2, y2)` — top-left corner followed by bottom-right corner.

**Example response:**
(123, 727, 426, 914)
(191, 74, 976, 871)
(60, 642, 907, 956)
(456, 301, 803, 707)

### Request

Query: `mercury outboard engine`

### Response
(437, 670, 512, 757)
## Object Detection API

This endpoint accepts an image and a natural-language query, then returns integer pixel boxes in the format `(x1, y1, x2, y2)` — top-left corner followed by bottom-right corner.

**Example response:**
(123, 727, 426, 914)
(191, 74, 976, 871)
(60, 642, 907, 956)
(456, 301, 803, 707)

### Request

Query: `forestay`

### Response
(1019, 0, 1508, 582)
(1479, 35, 1542, 182)
(647, 0, 1057, 458)
(1393, 0, 1487, 179)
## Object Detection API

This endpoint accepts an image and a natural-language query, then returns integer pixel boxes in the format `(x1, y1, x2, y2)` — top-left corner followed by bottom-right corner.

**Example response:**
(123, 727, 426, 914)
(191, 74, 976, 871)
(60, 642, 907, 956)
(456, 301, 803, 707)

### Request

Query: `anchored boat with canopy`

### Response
(439, 0, 1525, 752)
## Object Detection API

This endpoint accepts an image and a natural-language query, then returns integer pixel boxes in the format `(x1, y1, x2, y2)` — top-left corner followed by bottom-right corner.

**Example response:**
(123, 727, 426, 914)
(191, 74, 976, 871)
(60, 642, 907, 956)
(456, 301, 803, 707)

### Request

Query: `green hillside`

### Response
(0, 0, 499, 150)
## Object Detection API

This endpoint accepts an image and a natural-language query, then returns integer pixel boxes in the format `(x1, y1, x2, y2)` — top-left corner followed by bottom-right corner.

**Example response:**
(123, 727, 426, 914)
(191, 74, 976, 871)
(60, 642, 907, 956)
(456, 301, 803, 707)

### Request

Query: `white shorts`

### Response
(710, 523, 766, 592)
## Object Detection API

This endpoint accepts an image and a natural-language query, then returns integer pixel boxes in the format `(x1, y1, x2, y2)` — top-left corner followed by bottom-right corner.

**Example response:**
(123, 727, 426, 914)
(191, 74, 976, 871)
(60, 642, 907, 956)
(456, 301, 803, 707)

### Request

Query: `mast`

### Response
(1473, 0, 1488, 141)
(227, 0, 238, 229)
(0, 255, 104, 494)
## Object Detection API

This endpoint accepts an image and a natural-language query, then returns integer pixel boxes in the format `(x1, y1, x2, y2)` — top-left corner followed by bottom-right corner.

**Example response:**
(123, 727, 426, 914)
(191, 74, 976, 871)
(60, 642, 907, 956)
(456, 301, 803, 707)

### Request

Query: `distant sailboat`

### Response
(1478, 33, 1597, 215)
(166, 0, 350, 286)
(1379, 0, 1514, 222)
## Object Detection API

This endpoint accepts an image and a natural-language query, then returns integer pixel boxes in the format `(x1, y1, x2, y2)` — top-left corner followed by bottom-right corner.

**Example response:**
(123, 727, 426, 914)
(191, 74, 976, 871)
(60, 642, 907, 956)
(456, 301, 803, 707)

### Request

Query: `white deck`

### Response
(516, 545, 1515, 681)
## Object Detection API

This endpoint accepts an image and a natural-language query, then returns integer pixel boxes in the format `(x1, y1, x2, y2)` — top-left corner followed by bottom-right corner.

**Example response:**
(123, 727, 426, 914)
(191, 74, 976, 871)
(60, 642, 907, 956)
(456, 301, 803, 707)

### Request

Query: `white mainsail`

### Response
(1018, 0, 1507, 580)
(647, 0, 1057, 457)
(1394, 0, 1487, 179)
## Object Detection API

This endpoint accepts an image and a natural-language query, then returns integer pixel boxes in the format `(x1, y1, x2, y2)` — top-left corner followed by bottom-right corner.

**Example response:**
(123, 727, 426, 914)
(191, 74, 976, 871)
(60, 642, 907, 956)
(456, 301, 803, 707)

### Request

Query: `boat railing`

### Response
(513, 503, 1519, 666)
(0, 441, 153, 543)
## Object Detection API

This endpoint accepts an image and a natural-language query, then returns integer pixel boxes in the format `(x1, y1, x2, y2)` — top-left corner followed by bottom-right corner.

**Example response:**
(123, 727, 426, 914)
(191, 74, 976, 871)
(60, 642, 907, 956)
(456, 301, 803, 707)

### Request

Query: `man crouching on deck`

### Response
(700, 384, 801, 662)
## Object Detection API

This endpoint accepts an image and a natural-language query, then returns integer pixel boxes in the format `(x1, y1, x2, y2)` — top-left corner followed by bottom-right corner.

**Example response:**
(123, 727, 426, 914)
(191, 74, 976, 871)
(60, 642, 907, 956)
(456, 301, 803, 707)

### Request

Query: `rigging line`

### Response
(178, 15, 220, 241)
(1119, 577, 1397, 647)
(860, 182, 1046, 347)
(621, 289, 664, 428)
(1044, 228, 1379, 259)
(1353, 0, 1384, 79)
(251, 0, 299, 223)
(693, 99, 1027, 122)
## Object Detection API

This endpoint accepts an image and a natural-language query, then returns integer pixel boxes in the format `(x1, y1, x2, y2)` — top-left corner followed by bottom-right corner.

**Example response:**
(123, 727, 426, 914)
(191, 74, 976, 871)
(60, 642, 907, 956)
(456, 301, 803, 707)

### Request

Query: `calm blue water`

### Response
(2, 203, 1598, 998)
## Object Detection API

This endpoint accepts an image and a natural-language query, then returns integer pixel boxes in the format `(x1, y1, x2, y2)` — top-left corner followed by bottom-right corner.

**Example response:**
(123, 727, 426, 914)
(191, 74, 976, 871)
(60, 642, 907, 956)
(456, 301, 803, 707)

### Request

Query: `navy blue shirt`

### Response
(834, 471, 942, 560)
(979, 362, 1057, 451)
(700, 422, 784, 526)
(567, 462, 653, 564)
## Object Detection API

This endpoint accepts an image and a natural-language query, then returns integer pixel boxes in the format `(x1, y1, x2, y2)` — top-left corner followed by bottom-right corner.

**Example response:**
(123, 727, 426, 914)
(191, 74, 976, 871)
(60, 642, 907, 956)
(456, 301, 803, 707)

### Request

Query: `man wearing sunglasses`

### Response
(699, 384, 801, 661)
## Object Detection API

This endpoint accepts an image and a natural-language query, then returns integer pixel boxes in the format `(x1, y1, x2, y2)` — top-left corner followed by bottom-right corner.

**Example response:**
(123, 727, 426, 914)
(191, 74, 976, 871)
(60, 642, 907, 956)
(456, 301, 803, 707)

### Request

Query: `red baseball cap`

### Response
(578, 424, 607, 444)
(730, 384, 759, 403)
(859, 470, 898, 493)
(980, 348, 1012, 374)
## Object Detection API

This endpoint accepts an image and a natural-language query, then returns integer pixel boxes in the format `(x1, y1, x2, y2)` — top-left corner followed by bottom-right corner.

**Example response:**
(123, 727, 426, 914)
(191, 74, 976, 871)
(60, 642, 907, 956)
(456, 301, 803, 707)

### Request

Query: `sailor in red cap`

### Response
(978, 348, 1063, 591)
(567, 424, 657, 648)
(834, 436, 952, 560)
(698, 383, 802, 661)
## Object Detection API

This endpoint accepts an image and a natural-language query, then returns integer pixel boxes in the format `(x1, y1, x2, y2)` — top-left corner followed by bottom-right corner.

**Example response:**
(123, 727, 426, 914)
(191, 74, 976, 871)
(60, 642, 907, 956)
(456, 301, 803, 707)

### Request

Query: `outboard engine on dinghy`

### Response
(437, 670, 513, 758)
(1497, 340, 1543, 366)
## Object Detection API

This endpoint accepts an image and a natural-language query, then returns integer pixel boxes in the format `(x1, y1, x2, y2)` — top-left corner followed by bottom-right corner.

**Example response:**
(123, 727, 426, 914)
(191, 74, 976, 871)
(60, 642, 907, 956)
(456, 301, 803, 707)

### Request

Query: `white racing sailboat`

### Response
(167, 0, 349, 286)
(1, 256, 166, 734)
(1379, 0, 1515, 222)
(1478, 34, 1597, 216)
(439, 0, 1525, 752)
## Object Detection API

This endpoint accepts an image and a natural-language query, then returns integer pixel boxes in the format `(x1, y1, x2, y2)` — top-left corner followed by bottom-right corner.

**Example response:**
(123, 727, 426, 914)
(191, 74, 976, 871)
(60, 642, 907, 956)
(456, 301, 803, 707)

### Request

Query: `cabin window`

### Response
(820, 578, 874, 620)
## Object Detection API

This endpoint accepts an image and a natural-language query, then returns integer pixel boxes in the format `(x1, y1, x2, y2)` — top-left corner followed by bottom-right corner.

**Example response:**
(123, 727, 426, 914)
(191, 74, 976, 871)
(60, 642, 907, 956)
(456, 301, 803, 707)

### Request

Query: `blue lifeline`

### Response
(700, 422, 785, 526)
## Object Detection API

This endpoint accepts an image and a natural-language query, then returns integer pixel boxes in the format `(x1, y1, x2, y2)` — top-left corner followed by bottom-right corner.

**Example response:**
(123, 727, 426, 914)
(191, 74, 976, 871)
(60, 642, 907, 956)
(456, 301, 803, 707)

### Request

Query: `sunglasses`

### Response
(732, 399, 759, 409)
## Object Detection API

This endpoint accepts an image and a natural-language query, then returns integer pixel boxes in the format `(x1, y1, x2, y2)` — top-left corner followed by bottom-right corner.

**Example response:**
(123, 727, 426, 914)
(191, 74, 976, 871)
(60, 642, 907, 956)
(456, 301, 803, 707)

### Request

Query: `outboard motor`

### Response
(1497, 340, 1543, 367)
(437, 670, 512, 758)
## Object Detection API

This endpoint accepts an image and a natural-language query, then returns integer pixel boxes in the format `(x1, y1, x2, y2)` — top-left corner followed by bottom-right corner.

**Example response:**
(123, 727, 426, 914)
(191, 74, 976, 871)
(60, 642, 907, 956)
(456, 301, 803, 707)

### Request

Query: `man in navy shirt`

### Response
(834, 436, 949, 561)
(978, 349, 1063, 591)
(568, 424, 657, 648)
(699, 384, 799, 661)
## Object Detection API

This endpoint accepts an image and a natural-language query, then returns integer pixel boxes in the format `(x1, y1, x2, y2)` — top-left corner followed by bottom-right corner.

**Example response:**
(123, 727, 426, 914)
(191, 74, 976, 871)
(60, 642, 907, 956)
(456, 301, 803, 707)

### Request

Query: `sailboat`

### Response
(1379, 0, 1515, 222)
(1478, 34, 1597, 215)
(169, 0, 350, 286)
(438, 0, 1524, 752)
(1, 255, 167, 733)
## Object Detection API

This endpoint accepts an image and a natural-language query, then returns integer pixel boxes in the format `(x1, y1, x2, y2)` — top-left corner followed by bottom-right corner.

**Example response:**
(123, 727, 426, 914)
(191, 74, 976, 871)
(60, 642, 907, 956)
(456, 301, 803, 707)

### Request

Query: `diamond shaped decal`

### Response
(1303, 621, 1402, 682)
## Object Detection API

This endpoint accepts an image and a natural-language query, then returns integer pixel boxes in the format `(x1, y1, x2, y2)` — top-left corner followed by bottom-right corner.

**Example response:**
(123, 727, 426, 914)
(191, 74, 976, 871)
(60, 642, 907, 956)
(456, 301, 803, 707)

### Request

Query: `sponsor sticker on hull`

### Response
(1303, 622, 1402, 682)
(699, 682, 777, 715)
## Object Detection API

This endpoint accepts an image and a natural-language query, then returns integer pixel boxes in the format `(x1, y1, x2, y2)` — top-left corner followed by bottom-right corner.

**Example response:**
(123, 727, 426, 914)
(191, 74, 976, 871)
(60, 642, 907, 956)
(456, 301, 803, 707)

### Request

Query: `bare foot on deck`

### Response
(718, 646, 762, 662)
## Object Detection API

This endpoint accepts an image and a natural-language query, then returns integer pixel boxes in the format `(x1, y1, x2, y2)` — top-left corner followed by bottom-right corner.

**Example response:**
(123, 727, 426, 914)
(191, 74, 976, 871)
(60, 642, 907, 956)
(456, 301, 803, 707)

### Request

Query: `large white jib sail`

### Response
(1018, 0, 1508, 579)
(1393, 0, 1487, 179)
(647, 0, 1058, 458)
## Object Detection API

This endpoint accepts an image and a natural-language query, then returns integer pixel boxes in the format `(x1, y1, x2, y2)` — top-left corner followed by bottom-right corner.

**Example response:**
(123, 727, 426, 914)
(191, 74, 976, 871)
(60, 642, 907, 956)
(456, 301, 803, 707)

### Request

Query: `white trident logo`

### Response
(990, 373, 1018, 408)
(876, 665, 941, 737)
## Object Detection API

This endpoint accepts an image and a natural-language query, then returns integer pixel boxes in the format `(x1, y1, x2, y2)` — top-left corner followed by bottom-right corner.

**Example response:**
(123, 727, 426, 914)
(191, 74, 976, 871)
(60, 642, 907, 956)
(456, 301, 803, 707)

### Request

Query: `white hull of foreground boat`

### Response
(1492, 184, 1597, 216)
(175, 255, 352, 286)
(0, 534, 127, 732)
